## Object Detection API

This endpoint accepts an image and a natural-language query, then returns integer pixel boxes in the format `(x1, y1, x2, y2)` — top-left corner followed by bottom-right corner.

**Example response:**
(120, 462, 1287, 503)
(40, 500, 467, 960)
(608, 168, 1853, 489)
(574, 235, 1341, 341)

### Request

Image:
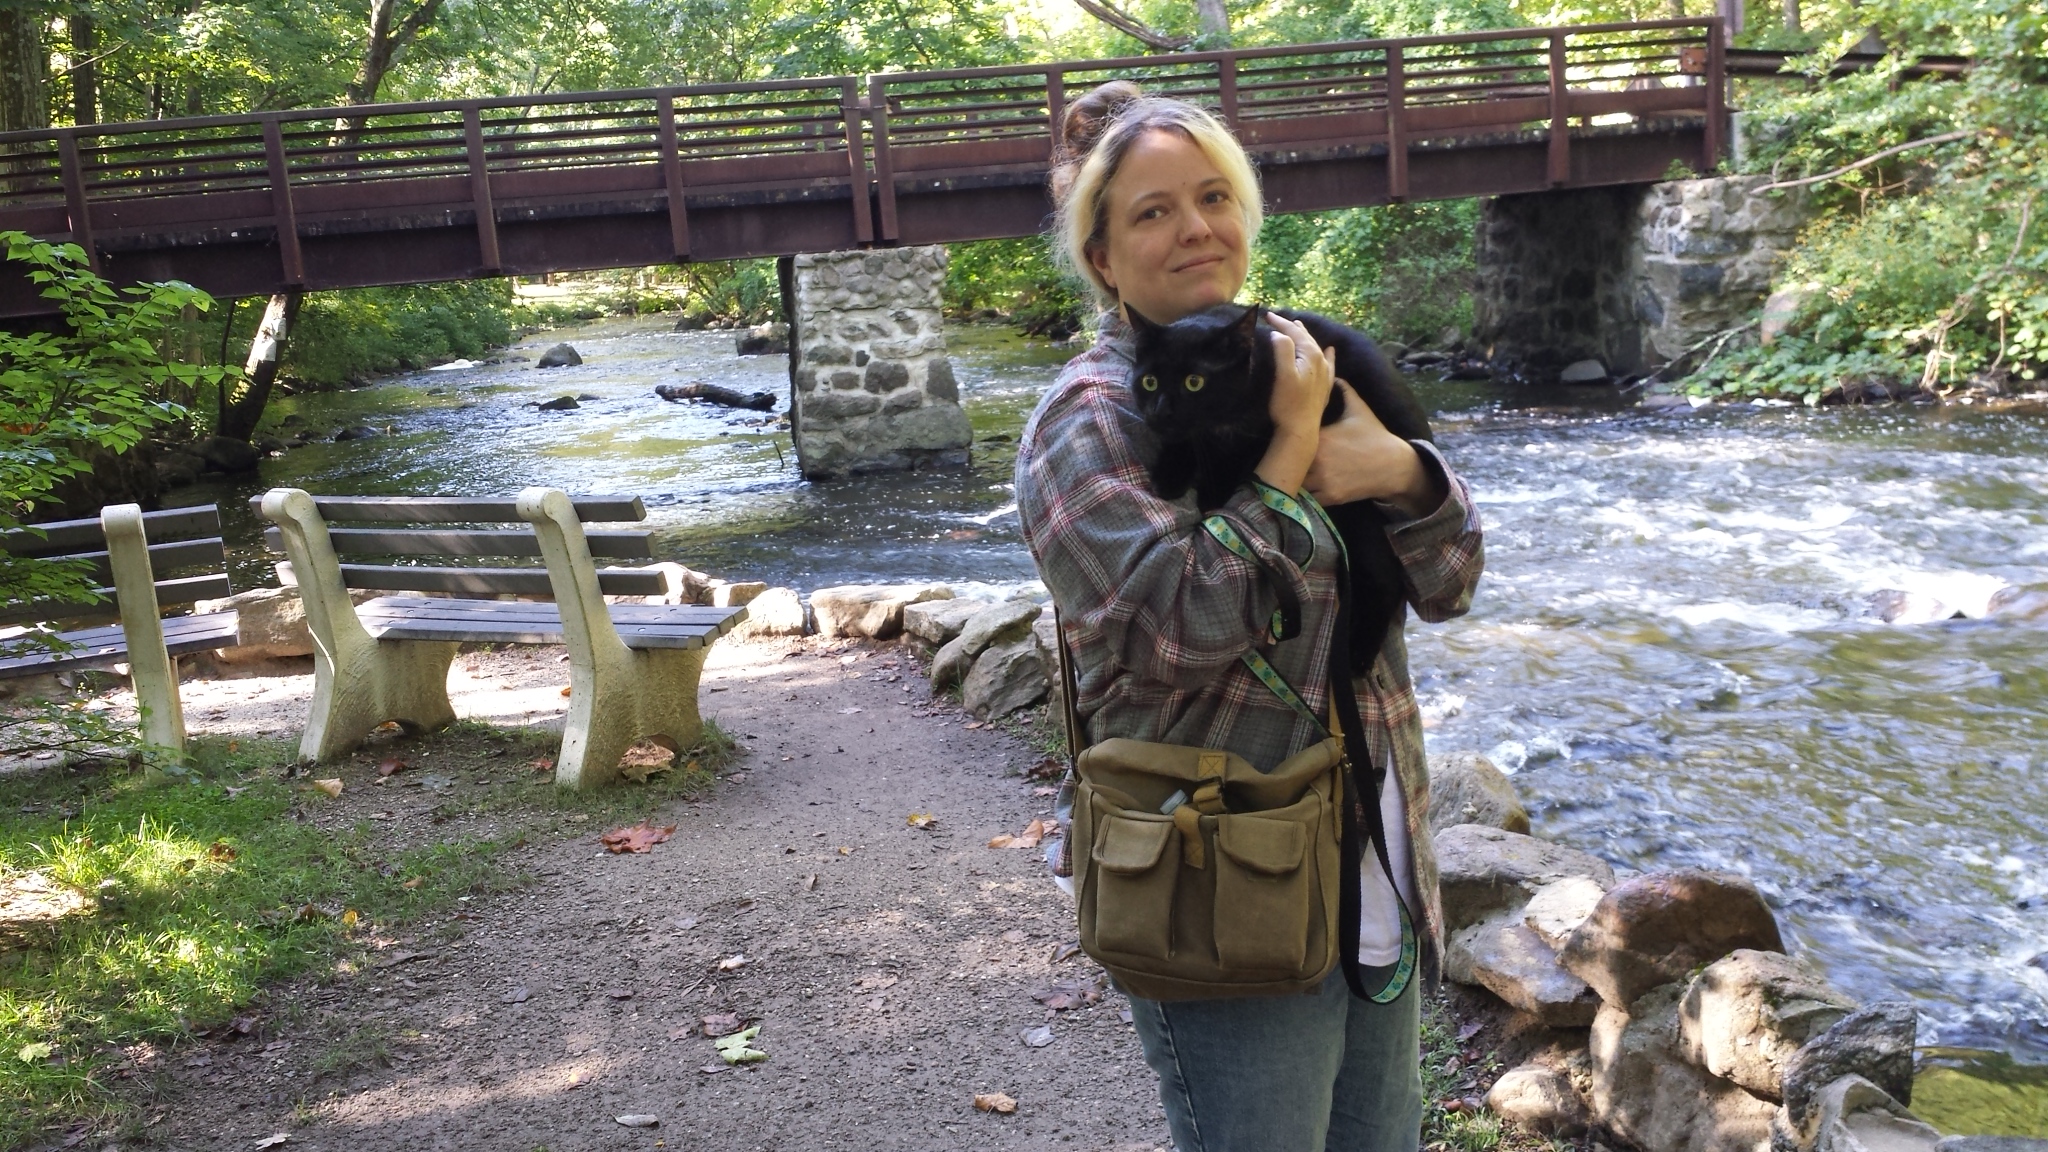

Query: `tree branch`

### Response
(1069, 0, 1192, 51)
(1754, 129, 1977, 192)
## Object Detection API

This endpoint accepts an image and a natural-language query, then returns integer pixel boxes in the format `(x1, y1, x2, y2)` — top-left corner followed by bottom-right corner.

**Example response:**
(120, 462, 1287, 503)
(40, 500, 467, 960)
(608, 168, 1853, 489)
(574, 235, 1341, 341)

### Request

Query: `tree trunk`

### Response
(344, 0, 445, 106)
(219, 291, 302, 441)
(0, 3, 49, 132)
(1781, 0, 1799, 32)
(68, 13, 93, 126)
(1194, 0, 1228, 44)
(655, 382, 777, 410)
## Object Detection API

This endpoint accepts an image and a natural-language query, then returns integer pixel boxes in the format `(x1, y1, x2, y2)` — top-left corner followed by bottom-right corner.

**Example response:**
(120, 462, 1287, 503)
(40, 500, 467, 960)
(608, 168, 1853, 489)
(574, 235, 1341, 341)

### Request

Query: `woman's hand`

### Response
(1305, 379, 1446, 519)
(1253, 313, 1336, 495)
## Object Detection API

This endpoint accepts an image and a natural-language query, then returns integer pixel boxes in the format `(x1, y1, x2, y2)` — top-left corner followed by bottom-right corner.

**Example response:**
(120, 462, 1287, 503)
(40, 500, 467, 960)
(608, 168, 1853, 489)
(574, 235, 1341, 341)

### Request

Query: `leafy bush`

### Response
(1248, 202, 1477, 347)
(283, 280, 516, 389)
(945, 237, 1084, 334)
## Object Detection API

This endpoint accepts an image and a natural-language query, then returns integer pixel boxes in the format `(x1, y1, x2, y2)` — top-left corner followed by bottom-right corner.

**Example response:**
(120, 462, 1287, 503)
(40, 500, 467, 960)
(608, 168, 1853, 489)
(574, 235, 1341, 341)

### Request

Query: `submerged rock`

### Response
(1559, 868, 1785, 1009)
(537, 343, 583, 368)
(736, 322, 789, 356)
(537, 395, 580, 411)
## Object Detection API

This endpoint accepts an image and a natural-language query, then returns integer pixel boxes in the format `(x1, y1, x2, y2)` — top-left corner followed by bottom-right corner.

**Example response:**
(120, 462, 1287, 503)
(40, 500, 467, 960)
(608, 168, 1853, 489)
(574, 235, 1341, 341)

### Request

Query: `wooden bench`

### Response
(256, 487, 747, 787)
(0, 504, 238, 761)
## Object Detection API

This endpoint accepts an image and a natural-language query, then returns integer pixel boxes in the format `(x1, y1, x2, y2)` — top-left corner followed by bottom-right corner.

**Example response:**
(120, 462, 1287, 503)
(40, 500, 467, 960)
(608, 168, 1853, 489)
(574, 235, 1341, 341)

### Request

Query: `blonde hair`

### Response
(1049, 81, 1264, 311)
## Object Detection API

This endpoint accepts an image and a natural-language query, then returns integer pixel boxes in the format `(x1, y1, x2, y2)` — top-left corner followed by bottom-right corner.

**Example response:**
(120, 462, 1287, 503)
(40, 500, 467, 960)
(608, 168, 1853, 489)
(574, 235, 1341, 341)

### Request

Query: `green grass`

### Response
(1420, 994, 1515, 1152)
(0, 718, 736, 1146)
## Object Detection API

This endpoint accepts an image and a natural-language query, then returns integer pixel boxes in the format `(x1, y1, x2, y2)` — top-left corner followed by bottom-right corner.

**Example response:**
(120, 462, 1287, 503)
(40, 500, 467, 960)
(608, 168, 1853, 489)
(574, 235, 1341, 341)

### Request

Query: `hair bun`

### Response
(1056, 80, 1144, 173)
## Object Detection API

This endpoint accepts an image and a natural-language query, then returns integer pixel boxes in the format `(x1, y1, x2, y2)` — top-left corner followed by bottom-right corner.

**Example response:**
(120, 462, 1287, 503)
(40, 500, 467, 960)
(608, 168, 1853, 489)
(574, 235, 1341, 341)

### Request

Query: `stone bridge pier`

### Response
(1473, 176, 1809, 384)
(781, 246, 972, 480)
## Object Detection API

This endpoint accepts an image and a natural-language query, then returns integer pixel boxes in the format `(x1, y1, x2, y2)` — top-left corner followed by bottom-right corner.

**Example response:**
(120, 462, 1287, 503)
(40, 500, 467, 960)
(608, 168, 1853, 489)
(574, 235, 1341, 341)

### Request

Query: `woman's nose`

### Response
(1177, 203, 1214, 244)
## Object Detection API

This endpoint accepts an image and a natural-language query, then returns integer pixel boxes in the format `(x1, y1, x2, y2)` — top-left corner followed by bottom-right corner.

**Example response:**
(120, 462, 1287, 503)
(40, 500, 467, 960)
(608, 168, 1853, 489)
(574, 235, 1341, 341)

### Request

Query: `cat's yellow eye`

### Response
(1184, 374, 1206, 392)
(1140, 374, 1159, 392)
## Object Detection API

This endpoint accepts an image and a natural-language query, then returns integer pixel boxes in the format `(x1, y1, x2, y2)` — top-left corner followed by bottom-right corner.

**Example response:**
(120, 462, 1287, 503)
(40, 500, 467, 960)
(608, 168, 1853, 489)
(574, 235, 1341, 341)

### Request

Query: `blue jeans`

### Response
(1124, 966, 1423, 1152)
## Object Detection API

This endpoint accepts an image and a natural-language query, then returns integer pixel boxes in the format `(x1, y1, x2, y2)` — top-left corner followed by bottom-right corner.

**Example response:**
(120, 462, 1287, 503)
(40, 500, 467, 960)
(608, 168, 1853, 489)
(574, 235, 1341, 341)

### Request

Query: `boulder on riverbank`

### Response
(1559, 868, 1786, 1008)
(1426, 751, 1529, 835)
(810, 584, 952, 640)
(736, 321, 789, 356)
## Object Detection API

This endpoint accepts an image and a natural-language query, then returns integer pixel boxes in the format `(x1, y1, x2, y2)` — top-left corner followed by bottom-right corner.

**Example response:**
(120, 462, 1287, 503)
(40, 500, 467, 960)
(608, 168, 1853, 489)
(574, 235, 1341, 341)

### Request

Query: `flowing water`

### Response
(180, 315, 2048, 1096)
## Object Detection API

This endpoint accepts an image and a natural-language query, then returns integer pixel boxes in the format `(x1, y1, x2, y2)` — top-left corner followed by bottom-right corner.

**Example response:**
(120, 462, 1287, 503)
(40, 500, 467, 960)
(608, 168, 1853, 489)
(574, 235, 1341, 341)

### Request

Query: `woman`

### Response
(1015, 82, 1485, 1152)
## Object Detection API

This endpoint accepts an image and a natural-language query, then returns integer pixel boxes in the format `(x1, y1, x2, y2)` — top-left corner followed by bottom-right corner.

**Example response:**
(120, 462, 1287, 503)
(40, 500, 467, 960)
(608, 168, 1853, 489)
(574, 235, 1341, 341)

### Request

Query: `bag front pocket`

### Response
(1090, 812, 1177, 960)
(1213, 809, 1314, 973)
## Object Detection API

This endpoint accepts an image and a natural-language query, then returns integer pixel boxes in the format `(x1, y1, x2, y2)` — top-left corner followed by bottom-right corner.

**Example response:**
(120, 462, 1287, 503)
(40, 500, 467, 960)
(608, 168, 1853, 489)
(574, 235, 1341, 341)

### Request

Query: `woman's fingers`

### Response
(1265, 316, 1335, 434)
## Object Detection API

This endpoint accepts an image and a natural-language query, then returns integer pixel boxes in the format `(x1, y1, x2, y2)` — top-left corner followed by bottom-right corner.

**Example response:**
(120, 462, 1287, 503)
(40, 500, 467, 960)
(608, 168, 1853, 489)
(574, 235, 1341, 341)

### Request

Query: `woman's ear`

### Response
(1086, 242, 1117, 292)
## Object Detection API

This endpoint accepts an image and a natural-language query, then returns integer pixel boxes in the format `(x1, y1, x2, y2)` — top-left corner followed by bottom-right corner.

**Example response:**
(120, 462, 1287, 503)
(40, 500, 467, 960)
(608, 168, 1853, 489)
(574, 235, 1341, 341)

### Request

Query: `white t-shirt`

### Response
(1357, 748, 1417, 967)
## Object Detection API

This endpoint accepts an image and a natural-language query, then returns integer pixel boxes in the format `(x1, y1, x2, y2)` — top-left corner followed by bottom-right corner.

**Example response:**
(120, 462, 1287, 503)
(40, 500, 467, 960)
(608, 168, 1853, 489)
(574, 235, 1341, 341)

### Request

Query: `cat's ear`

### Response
(1124, 304, 1162, 340)
(1232, 304, 1264, 340)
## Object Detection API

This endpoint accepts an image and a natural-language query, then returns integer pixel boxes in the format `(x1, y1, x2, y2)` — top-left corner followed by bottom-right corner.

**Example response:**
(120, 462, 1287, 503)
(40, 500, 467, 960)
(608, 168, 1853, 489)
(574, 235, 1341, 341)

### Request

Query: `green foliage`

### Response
(1248, 203, 1478, 347)
(945, 238, 1085, 334)
(283, 281, 516, 389)
(0, 739, 514, 1143)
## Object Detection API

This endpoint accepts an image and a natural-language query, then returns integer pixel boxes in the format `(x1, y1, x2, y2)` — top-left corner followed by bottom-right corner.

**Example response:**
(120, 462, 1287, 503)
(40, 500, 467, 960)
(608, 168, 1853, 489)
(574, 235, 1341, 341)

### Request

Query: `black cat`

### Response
(1125, 302, 1434, 672)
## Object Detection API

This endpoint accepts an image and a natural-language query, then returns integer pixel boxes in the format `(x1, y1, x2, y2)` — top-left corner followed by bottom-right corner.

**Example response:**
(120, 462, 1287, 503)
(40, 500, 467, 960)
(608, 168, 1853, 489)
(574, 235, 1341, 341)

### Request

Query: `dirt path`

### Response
(142, 637, 1173, 1152)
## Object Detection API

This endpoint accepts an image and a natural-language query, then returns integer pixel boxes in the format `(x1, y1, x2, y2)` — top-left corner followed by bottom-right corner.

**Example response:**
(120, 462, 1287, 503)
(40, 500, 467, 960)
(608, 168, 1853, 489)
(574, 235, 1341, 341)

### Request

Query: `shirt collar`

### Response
(1094, 311, 1134, 362)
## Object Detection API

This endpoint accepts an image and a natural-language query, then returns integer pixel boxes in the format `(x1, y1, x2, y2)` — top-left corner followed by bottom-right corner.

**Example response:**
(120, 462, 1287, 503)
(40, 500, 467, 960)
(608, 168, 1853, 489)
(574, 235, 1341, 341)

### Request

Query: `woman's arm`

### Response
(1017, 373, 1323, 690)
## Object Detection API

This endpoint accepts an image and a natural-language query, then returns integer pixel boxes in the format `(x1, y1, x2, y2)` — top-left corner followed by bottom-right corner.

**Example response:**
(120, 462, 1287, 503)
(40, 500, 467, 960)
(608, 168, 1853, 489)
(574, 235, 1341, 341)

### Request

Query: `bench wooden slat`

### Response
(0, 505, 223, 559)
(156, 573, 235, 607)
(338, 564, 669, 597)
(356, 598, 741, 650)
(66, 537, 229, 586)
(250, 494, 646, 524)
(0, 610, 238, 678)
(358, 596, 738, 624)
(0, 570, 229, 626)
(262, 525, 654, 560)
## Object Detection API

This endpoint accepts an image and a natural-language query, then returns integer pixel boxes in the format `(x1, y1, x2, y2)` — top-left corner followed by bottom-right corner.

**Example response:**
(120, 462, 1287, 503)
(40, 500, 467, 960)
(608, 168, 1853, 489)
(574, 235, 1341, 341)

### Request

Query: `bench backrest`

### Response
(0, 505, 231, 626)
(250, 494, 667, 598)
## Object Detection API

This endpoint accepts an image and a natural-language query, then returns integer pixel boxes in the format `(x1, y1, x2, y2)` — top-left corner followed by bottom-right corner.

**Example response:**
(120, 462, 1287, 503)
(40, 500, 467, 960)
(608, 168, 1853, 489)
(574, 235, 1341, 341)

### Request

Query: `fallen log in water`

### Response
(655, 382, 777, 411)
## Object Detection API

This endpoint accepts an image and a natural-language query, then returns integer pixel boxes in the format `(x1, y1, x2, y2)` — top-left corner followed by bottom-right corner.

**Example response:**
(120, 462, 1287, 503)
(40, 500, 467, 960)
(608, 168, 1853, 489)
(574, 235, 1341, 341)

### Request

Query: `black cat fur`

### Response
(1125, 303, 1434, 672)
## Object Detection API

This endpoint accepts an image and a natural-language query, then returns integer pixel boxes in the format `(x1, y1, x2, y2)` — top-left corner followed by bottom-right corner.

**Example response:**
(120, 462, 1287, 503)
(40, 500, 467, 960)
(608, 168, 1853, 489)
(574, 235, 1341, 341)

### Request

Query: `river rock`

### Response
(334, 425, 378, 441)
(1986, 583, 2048, 621)
(961, 634, 1049, 720)
(631, 562, 714, 606)
(154, 448, 204, 488)
(1446, 909, 1601, 1026)
(1680, 949, 1858, 1101)
(1433, 824, 1616, 933)
(903, 598, 996, 647)
(537, 343, 583, 368)
(1487, 1063, 1591, 1138)
(1427, 751, 1530, 835)
(1524, 875, 1609, 949)
(1559, 868, 1785, 1009)
(728, 587, 805, 638)
(1803, 1076, 1941, 1152)
(1590, 983, 1780, 1152)
(929, 633, 974, 692)
(736, 321, 789, 356)
(674, 311, 713, 331)
(956, 599, 1042, 657)
(1760, 285, 1813, 346)
(195, 585, 375, 662)
(537, 395, 580, 411)
(707, 581, 767, 608)
(1868, 589, 1960, 624)
(809, 584, 951, 640)
(1559, 359, 1609, 385)
(1780, 1002, 1918, 1131)
(193, 435, 262, 474)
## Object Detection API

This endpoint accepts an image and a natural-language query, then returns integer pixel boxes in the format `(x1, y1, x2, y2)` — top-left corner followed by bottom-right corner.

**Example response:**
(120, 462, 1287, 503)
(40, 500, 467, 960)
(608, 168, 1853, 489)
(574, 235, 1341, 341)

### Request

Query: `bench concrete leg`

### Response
(301, 638, 459, 762)
(101, 504, 183, 772)
(554, 644, 711, 789)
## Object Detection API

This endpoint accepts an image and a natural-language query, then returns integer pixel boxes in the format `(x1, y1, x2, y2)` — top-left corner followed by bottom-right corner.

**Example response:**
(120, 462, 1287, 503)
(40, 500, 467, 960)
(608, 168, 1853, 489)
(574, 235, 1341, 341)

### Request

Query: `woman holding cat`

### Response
(1015, 81, 1485, 1152)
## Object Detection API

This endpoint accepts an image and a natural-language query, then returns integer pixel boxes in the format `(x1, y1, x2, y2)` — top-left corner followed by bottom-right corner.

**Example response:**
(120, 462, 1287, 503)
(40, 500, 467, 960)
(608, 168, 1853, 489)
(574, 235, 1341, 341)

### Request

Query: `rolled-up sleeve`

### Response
(1377, 439, 1484, 624)
(1018, 375, 1312, 691)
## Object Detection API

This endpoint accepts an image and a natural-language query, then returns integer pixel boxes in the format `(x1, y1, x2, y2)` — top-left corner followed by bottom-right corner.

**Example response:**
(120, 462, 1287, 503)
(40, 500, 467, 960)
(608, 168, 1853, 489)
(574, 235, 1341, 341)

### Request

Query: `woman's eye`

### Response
(1140, 374, 1159, 391)
(1184, 374, 1205, 392)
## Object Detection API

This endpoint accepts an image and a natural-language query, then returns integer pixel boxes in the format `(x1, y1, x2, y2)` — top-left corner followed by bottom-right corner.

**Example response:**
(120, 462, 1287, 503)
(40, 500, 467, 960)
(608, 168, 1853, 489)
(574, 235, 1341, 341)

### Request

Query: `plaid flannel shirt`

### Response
(1015, 316, 1485, 992)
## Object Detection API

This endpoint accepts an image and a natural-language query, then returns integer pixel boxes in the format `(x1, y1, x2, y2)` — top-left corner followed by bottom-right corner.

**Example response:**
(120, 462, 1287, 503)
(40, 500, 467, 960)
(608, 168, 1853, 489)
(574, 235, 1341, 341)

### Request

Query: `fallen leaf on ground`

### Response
(607, 988, 633, 1000)
(986, 834, 1015, 848)
(401, 877, 423, 890)
(616, 1115, 659, 1128)
(253, 1136, 290, 1149)
(16, 1043, 52, 1063)
(973, 1092, 1017, 1114)
(560, 686, 572, 697)
(1050, 941, 1082, 963)
(836, 845, 855, 855)
(1033, 786, 1059, 796)
(208, 841, 237, 862)
(803, 873, 818, 891)
(529, 757, 554, 773)
(1457, 1020, 1484, 1042)
(1019, 1025, 1054, 1048)
(1032, 975, 1108, 1011)
(906, 812, 937, 829)
(698, 1063, 728, 1075)
(376, 758, 407, 777)
(963, 721, 984, 730)
(600, 822, 677, 854)
(714, 1025, 768, 1065)
(340, 909, 359, 929)
(309, 778, 343, 798)
(701, 1013, 743, 1037)
(716, 954, 749, 971)
(1011, 818, 1047, 849)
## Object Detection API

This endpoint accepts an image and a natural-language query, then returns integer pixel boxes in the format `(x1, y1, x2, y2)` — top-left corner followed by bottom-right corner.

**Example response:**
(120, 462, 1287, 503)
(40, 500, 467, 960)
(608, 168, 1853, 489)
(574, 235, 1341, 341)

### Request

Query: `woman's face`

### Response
(1087, 128, 1249, 325)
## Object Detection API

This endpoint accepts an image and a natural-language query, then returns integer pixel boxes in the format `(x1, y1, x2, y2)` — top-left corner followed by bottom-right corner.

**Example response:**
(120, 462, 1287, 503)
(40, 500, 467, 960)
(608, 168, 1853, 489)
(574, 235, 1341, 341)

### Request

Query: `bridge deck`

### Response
(0, 19, 1725, 318)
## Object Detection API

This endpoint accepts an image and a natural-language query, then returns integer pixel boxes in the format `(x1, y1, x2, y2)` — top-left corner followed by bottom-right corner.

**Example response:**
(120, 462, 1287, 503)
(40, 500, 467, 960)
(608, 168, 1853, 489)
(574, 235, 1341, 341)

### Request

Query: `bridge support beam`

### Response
(1473, 176, 1809, 383)
(785, 246, 971, 480)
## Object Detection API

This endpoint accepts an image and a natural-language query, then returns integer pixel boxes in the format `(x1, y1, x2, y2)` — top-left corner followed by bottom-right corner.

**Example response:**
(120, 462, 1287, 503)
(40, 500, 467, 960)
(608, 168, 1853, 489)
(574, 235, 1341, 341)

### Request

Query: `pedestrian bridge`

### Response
(0, 18, 1729, 319)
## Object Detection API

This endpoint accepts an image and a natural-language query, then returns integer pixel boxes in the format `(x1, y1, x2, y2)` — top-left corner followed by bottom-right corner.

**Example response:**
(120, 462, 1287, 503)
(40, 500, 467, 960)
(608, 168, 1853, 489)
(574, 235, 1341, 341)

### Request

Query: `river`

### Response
(179, 315, 2048, 1098)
